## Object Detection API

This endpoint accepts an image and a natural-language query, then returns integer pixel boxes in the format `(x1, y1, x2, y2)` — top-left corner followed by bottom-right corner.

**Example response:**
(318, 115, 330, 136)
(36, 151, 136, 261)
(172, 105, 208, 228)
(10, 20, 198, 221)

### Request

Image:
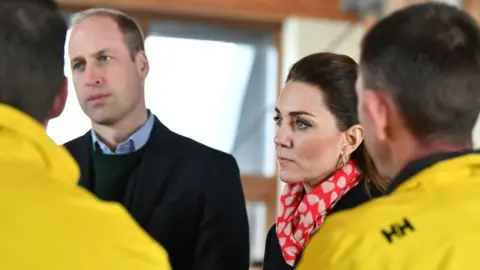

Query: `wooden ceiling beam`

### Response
(57, 0, 356, 23)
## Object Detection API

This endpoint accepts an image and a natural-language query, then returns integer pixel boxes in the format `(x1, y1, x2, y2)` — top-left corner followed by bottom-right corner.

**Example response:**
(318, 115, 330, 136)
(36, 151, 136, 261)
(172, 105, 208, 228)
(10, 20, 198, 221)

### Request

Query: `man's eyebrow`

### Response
(71, 48, 115, 65)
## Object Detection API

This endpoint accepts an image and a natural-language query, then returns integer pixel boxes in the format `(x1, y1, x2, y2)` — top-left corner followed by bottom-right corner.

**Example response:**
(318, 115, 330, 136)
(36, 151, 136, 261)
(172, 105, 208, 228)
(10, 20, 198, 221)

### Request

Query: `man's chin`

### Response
(88, 113, 117, 126)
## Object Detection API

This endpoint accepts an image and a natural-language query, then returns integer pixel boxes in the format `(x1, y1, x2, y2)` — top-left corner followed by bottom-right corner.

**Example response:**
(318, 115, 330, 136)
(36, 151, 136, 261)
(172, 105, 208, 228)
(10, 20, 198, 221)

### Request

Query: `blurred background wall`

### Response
(52, 0, 480, 263)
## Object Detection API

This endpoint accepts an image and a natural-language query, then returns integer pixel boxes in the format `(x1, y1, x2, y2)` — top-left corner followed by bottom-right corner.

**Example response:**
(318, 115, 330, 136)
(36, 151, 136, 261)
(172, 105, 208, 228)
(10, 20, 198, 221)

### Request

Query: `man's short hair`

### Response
(0, 0, 67, 122)
(70, 8, 145, 60)
(360, 3, 480, 144)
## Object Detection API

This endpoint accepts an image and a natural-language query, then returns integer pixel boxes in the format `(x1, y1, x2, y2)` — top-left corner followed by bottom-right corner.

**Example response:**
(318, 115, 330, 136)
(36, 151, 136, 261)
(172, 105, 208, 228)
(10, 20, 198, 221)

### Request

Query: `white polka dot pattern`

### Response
(275, 160, 361, 266)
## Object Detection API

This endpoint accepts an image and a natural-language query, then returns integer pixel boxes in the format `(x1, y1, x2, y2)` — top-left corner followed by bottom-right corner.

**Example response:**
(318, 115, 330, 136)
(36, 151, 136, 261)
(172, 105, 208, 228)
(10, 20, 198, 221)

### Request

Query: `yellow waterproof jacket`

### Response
(0, 104, 171, 269)
(297, 150, 480, 270)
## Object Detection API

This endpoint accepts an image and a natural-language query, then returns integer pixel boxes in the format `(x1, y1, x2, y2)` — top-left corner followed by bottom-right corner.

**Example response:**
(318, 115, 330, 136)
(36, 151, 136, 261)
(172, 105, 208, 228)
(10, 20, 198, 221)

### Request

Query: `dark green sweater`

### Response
(91, 147, 146, 206)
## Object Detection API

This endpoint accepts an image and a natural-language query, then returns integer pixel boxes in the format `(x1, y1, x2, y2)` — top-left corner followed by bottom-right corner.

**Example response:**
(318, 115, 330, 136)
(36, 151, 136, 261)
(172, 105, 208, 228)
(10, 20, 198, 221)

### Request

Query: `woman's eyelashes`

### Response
(273, 115, 282, 126)
(274, 115, 312, 130)
(295, 119, 311, 130)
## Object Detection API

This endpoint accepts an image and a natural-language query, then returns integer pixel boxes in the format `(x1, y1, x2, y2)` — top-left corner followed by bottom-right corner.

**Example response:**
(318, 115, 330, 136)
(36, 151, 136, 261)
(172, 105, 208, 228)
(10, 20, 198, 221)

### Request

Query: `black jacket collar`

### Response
(65, 116, 180, 226)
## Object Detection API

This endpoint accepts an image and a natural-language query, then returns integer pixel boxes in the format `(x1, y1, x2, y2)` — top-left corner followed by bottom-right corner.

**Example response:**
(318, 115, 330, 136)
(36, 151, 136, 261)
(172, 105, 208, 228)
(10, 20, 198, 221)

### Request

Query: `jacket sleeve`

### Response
(193, 154, 250, 270)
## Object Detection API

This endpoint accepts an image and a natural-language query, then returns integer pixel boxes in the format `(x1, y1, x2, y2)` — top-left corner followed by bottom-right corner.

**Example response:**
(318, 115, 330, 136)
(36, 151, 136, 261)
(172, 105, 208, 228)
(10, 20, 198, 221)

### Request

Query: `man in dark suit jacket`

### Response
(64, 7, 250, 270)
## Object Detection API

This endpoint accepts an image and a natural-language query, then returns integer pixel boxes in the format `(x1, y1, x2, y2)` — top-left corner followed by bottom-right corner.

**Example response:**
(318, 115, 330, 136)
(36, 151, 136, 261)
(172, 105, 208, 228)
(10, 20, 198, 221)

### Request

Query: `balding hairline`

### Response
(70, 8, 145, 60)
(71, 8, 129, 27)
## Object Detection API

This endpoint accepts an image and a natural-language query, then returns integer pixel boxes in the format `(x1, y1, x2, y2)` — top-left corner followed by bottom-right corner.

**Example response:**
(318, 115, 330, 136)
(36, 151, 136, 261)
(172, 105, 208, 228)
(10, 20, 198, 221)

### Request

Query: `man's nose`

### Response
(84, 64, 104, 87)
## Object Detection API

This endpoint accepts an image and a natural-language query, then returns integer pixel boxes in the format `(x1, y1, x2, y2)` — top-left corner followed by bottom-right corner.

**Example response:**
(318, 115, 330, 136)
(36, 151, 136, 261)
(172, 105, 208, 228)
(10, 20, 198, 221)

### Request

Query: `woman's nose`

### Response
(274, 127, 292, 148)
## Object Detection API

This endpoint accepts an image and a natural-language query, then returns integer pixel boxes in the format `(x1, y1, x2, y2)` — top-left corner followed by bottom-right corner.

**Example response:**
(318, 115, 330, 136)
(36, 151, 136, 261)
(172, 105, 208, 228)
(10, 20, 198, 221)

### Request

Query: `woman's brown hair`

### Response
(286, 52, 388, 193)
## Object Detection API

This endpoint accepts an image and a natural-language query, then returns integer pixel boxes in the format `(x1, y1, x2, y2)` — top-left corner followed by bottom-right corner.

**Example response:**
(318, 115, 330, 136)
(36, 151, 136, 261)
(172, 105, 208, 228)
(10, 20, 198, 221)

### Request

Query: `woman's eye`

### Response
(273, 116, 282, 126)
(295, 120, 310, 129)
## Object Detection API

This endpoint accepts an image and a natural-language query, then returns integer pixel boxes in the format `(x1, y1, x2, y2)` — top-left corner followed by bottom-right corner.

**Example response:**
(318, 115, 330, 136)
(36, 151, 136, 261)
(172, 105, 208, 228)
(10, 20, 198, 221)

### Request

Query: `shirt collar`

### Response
(91, 111, 155, 155)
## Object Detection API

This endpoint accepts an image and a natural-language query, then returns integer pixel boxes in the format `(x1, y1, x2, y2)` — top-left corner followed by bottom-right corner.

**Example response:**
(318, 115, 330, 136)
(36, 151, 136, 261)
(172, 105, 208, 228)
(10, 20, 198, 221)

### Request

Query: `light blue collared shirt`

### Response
(91, 111, 155, 155)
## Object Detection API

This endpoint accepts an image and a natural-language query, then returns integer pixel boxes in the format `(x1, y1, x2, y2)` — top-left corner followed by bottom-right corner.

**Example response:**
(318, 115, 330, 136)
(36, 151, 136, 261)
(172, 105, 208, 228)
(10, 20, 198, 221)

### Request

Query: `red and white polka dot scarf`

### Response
(276, 160, 360, 266)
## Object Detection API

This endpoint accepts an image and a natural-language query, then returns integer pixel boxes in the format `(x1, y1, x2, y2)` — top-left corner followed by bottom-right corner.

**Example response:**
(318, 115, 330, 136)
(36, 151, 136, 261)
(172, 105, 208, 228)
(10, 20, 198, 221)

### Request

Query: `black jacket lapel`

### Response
(64, 131, 94, 191)
(129, 117, 179, 227)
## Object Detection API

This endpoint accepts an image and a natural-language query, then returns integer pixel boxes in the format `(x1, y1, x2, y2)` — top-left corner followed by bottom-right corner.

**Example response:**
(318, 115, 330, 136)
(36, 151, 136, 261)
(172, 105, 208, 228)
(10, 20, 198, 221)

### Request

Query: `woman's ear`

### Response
(341, 124, 364, 156)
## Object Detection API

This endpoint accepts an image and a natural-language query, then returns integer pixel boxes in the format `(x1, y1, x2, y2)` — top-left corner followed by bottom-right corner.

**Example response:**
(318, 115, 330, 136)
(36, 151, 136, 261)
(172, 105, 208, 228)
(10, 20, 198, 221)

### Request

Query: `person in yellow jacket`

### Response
(0, 1, 171, 269)
(297, 3, 480, 270)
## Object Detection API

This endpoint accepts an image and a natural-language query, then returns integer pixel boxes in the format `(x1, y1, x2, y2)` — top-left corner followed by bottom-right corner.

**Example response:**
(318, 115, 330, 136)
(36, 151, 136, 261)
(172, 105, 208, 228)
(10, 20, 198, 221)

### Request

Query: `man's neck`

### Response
(92, 107, 148, 151)
(388, 136, 472, 178)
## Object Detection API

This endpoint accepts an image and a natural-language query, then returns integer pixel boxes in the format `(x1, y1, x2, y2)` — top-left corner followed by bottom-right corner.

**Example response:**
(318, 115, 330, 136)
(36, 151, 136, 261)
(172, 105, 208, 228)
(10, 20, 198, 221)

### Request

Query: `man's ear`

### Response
(136, 51, 149, 80)
(341, 124, 364, 156)
(48, 77, 68, 120)
(362, 89, 390, 142)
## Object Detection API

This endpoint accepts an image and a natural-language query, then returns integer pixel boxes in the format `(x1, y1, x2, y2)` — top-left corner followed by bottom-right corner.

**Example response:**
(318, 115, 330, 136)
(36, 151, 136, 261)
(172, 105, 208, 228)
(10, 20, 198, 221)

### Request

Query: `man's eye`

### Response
(72, 63, 82, 70)
(99, 55, 111, 62)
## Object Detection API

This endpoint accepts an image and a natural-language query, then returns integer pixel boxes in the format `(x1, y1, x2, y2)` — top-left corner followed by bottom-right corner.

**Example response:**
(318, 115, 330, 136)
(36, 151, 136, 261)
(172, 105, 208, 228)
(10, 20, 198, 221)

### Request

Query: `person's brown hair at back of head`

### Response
(287, 52, 389, 194)
(0, 0, 67, 122)
(71, 8, 144, 60)
(360, 2, 480, 146)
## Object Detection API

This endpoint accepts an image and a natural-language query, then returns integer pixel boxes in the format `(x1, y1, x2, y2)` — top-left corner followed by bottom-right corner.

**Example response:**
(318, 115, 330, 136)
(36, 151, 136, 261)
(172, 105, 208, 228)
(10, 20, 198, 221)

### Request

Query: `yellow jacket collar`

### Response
(389, 149, 480, 193)
(0, 104, 79, 186)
